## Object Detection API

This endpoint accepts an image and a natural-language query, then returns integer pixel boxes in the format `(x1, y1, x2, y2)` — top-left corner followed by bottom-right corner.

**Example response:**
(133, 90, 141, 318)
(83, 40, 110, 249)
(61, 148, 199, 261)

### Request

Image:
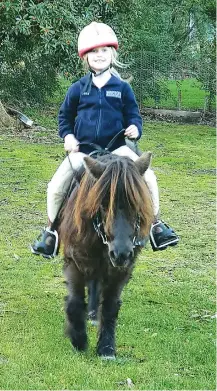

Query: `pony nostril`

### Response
(124, 250, 134, 261)
(109, 249, 134, 265)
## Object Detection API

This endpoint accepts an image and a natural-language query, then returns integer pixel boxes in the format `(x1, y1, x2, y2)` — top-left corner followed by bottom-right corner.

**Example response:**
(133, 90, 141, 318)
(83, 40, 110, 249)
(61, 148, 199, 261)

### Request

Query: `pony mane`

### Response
(60, 155, 153, 249)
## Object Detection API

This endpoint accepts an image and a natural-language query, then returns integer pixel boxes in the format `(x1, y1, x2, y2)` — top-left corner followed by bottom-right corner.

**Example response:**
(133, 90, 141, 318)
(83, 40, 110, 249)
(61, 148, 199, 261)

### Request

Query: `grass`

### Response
(143, 78, 216, 111)
(0, 121, 216, 390)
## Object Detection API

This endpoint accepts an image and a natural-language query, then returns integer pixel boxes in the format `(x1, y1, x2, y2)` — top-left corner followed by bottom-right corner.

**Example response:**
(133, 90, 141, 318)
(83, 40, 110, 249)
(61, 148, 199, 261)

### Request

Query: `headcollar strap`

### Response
(92, 211, 108, 245)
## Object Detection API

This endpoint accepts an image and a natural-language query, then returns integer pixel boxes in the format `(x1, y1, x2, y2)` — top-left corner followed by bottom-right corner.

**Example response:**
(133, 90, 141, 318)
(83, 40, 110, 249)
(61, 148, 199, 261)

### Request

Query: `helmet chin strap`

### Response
(90, 65, 111, 77)
(82, 64, 111, 95)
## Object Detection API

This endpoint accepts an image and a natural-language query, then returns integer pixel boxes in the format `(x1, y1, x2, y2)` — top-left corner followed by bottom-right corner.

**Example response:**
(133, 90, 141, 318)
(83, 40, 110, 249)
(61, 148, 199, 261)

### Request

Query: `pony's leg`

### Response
(87, 280, 100, 325)
(64, 262, 87, 351)
(97, 278, 126, 358)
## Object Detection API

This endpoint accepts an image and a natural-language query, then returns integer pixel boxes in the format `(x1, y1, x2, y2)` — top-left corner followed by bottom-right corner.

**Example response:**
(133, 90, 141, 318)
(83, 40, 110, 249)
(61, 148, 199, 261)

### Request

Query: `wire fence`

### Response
(122, 50, 216, 113)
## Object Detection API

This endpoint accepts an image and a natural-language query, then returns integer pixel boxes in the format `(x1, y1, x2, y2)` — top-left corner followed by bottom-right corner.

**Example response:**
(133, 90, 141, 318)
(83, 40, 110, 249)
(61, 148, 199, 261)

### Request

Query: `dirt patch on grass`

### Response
(141, 109, 216, 127)
(0, 124, 60, 144)
(192, 169, 216, 176)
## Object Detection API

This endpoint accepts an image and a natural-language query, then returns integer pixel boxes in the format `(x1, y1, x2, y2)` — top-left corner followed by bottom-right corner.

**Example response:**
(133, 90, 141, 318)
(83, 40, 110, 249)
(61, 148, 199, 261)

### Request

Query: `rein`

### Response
(66, 129, 125, 172)
(83, 128, 127, 158)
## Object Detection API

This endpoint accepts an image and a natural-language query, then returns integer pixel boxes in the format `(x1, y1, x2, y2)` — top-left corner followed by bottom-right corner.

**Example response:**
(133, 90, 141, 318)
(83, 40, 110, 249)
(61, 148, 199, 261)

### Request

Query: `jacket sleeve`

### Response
(122, 82, 143, 140)
(58, 82, 80, 139)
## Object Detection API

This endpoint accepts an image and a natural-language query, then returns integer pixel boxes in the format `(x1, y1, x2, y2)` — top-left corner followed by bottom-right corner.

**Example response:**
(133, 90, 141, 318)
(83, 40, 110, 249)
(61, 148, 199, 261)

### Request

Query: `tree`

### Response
(0, 101, 15, 128)
(0, 0, 215, 109)
(124, 0, 216, 109)
(0, 0, 137, 105)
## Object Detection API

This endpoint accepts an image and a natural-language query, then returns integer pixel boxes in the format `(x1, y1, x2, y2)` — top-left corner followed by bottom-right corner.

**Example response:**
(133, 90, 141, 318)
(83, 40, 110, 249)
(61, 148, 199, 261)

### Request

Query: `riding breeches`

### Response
(47, 145, 160, 223)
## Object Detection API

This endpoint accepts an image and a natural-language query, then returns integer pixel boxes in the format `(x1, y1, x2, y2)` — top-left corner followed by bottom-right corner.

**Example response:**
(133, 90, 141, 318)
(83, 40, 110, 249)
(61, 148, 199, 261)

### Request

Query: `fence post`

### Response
(176, 80, 182, 110)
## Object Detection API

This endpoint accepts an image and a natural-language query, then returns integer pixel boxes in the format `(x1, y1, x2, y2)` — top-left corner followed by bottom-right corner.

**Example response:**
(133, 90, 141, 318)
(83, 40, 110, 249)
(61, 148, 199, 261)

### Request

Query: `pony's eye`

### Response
(100, 205, 107, 215)
(101, 200, 109, 211)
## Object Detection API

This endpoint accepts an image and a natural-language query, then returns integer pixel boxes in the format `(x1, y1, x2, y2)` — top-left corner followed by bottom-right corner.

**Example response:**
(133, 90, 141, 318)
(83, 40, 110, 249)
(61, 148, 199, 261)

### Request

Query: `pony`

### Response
(60, 152, 154, 359)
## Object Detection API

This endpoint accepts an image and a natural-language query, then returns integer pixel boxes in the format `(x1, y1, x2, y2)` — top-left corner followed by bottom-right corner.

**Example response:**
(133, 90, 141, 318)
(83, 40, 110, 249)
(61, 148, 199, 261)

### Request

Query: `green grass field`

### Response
(0, 121, 216, 390)
(143, 78, 216, 111)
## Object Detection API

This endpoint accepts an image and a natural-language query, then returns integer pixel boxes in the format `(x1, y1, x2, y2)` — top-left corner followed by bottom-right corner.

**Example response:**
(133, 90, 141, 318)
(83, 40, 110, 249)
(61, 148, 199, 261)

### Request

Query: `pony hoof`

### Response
(90, 319, 99, 326)
(97, 346, 116, 358)
(88, 311, 98, 326)
(72, 343, 87, 352)
(69, 334, 88, 352)
(101, 355, 116, 360)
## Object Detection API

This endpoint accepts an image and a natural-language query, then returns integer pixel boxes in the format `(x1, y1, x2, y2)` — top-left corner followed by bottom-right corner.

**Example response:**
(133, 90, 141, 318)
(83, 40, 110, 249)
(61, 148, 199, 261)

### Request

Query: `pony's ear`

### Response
(135, 151, 152, 175)
(83, 156, 106, 179)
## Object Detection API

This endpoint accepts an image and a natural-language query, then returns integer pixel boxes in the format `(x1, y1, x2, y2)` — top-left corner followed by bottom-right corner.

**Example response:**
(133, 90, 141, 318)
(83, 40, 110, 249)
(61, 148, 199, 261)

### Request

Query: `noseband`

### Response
(92, 210, 142, 248)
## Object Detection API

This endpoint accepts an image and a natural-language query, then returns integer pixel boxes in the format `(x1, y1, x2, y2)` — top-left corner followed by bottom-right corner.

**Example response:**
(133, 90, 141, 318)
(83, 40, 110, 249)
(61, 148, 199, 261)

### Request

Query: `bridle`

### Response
(66, 129, 143, 247)
(92, 209, 142, 248)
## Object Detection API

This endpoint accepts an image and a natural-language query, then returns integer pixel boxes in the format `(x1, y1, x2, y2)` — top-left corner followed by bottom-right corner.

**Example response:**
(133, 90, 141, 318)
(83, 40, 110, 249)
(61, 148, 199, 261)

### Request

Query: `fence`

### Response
(122, 50, 216, 113)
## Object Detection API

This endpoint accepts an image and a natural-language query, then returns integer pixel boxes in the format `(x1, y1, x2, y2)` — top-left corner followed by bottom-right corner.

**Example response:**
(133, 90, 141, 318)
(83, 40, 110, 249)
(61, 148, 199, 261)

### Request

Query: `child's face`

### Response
(87, 46, 112, 72)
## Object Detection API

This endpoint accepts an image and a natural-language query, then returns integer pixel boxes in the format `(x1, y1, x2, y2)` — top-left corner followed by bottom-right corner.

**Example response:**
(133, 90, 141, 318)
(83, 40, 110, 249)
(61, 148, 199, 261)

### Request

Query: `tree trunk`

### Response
(0, 101, 15, 128)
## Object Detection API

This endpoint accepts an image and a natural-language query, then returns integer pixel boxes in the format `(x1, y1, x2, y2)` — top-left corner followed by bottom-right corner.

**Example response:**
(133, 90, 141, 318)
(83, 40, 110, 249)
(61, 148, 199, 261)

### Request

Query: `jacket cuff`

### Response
(59, 130, 73, 140)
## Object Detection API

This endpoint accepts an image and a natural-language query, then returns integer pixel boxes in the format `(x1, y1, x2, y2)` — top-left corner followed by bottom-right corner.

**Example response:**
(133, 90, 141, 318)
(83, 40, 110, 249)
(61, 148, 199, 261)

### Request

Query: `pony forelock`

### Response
(60, 156, 154, 248)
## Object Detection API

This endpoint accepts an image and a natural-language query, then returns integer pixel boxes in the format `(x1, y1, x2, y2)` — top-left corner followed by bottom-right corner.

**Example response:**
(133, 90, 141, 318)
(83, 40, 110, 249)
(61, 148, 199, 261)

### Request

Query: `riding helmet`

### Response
(78, 22, 118, 58)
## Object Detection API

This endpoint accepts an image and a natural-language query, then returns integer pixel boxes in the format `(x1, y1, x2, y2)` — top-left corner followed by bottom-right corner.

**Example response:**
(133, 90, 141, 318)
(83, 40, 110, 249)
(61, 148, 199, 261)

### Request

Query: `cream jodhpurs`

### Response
(47, 146, 160, 223)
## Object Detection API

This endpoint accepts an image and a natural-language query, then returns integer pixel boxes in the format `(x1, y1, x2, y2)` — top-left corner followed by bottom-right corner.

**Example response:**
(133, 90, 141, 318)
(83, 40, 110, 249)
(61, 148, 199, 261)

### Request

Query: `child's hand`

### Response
(64, 134, 79, 152)
(124, 125, 139, 139)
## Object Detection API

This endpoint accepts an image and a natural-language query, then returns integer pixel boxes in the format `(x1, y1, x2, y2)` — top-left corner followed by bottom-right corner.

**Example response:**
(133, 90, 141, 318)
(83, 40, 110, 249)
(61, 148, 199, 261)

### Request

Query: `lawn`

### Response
(0, 121, 216, 390)
(143, 78, 216, 111)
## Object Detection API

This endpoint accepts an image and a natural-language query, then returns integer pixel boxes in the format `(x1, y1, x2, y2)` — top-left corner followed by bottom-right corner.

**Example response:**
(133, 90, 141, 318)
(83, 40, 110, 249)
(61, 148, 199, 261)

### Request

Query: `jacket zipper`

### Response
(96, 88, 102, 141)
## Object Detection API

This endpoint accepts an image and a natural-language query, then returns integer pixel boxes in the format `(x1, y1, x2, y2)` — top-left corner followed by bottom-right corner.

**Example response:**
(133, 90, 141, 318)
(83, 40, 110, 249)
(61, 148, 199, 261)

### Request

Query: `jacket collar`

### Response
(80, 73, 122, 88)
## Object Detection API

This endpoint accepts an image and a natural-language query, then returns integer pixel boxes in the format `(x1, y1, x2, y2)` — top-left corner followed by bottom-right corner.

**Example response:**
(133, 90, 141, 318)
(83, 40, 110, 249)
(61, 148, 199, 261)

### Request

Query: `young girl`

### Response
(31, 21, 179, 258)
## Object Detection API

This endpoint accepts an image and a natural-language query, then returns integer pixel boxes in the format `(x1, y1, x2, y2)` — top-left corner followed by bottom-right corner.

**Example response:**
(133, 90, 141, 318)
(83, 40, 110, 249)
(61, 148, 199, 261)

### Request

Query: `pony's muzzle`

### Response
(109, 249, 134, 267)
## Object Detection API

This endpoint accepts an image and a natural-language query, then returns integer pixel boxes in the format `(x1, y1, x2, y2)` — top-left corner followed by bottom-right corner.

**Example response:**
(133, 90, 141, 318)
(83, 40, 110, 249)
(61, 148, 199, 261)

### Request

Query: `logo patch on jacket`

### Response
(106, 91, 121, 99)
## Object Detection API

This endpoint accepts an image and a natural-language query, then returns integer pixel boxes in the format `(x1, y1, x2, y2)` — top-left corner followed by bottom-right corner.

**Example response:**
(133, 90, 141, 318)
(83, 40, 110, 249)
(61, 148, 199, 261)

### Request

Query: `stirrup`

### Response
(30, 227, 59, 259)
(150, 221, 179, 251)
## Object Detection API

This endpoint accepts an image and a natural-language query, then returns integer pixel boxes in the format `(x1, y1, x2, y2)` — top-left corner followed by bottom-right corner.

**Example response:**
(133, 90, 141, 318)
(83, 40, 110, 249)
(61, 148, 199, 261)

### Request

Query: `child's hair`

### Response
(82, 47, 127, 79)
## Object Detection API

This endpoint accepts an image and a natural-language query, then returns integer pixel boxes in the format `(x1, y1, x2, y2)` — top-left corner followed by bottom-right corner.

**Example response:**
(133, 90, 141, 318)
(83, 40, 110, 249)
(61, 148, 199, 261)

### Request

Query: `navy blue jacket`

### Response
(58, 74, 142, 154)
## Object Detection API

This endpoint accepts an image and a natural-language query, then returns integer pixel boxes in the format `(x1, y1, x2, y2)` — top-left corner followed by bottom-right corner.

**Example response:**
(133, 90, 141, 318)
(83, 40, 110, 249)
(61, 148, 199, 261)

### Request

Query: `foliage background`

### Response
(0, 0, 216, 108)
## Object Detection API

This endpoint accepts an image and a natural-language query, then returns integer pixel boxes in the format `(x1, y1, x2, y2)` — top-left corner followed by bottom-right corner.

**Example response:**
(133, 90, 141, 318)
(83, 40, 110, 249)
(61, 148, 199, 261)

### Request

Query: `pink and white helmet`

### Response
(78, 22, 118, 58)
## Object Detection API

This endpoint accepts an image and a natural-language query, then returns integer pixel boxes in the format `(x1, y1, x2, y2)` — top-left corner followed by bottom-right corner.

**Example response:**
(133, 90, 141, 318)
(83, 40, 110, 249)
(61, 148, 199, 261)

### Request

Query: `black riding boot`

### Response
(31, 227, 59, 258)
(150, 220, 179, 251)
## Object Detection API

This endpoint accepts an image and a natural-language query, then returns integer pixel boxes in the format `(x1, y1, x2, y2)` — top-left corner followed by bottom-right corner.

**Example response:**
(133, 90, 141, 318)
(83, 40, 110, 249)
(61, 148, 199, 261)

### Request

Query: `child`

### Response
(31, 21, 179, 258)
